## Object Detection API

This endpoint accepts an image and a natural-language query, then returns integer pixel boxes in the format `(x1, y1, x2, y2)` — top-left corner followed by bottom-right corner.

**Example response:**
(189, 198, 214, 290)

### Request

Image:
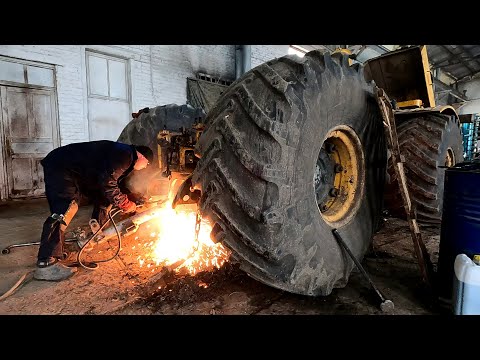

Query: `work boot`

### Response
(34, 257, 77, 281)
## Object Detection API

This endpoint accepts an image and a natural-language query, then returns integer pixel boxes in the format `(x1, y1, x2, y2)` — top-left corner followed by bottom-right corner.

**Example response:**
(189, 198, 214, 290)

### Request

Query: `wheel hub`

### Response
(315, 125, 365, 226)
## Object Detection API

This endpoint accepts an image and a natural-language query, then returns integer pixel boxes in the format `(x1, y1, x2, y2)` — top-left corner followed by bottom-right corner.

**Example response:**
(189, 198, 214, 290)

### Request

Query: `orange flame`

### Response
(136, 201, 230, 275)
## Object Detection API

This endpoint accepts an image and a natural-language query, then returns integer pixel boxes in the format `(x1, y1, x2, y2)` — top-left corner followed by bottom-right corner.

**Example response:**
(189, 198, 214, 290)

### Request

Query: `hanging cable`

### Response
(77, 207, 123, 270)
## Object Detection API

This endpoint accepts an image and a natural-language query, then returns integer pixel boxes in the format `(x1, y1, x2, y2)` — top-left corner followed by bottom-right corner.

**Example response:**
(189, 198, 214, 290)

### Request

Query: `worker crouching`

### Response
(34, 140, 153, 281)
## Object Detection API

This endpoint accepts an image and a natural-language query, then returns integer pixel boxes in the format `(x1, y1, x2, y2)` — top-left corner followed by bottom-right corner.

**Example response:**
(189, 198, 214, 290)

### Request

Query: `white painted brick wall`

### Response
(251, 45, 290, 68)
(459, 79, 480, 100)
(149, 45, 236, 105)
(0, 45, 236, 146)
(0, 45, 87, 145)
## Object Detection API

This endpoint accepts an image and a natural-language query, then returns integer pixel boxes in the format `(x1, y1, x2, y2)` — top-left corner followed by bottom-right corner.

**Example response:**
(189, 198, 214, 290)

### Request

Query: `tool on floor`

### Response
(332, 228, 394, 313)
(2, 238, 78, 255)
(0, 207, 124, 301)
(0, 270, 34, 302)
(1, 199, 162, 254)
(0, 199, 166, 301)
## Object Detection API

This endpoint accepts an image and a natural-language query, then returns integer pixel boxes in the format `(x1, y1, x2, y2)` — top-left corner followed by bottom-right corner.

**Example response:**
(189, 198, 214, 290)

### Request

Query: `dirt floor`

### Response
(0, 198, 451, 316)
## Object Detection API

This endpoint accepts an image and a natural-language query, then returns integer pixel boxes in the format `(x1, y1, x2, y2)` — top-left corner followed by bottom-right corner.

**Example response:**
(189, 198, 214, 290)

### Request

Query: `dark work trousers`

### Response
(38, 172, 112, 262)
(37, 169, 80, 262)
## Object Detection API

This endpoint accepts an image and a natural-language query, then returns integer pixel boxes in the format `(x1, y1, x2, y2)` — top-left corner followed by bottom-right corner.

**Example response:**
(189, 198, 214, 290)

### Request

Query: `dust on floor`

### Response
(0, 199, 447, 315)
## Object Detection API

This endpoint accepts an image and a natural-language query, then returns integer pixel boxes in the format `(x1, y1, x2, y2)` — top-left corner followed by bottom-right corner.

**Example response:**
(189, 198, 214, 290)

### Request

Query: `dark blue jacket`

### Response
(41, 140, 138, 209)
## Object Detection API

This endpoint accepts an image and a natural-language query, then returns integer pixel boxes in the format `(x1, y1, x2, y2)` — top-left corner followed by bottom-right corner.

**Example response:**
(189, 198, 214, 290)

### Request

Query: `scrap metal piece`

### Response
(171, 174, 201, 209)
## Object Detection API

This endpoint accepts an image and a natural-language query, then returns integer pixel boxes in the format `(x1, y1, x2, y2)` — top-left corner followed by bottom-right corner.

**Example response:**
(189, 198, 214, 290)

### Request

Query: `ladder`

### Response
(375, 87, 435, 289)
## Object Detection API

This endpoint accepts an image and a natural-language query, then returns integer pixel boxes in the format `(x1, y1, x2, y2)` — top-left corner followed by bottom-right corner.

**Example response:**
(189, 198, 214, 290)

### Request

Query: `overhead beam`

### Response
(440, 45, 477, 81)
(453, 45, 480, 83)
(431, 55, 480, 70)
(433, 78, 468, 101)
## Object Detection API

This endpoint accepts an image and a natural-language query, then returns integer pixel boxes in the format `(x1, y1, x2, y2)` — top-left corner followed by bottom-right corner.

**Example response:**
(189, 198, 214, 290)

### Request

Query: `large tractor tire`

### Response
(117, 104, 205, 198)
(117, 103, 205, 165)
(191, 51, 387, 296)
(384, 113, 463, 224)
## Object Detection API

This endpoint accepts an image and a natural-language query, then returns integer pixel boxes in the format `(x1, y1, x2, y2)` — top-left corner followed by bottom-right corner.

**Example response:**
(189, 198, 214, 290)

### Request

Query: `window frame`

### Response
(85, 50, 129, 103)
(0, 55, 56, 90)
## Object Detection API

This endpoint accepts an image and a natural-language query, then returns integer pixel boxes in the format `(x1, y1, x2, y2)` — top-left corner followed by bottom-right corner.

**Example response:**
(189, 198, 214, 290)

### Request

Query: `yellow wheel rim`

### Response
(314, 125, 365, 226)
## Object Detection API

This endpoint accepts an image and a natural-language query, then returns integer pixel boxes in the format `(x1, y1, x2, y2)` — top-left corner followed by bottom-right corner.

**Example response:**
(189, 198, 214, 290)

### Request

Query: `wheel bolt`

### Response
(325, 142, 336, 153)
(329, 188, 339, 197)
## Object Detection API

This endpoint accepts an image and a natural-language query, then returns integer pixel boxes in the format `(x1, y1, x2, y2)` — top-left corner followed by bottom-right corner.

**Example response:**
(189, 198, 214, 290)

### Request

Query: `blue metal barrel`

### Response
(437, 160, 480, 300)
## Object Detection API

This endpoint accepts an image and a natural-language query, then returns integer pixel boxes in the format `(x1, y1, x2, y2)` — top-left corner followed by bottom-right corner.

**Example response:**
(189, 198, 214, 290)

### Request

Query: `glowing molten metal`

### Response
(136, 202, 230, 275)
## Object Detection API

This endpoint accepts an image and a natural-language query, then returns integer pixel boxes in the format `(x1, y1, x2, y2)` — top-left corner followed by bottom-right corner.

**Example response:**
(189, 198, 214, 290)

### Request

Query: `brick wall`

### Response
(251, 45, 290, 68)
(0, 45, 237, 145)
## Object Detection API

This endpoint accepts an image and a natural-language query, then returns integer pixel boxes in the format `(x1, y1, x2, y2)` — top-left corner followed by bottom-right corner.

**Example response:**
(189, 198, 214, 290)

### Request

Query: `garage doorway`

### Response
(0, 57, 59, 200)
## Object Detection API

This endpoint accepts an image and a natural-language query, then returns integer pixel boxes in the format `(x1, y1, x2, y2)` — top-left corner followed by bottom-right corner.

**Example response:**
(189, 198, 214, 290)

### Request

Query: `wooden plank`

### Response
(0, 87, 7, 200)
(375, 87, 435, 289)
(396, 162, 411, 211)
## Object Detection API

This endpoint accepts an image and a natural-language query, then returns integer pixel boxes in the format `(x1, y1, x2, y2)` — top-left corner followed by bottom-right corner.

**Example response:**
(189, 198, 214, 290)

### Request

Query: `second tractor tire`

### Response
(384, 113, 463, 224)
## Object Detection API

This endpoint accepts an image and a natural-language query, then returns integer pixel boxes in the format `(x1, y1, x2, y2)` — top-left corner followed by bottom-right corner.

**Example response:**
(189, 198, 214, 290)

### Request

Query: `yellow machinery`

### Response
(363, 45, 463, 223)
(119, 45, 463, 297)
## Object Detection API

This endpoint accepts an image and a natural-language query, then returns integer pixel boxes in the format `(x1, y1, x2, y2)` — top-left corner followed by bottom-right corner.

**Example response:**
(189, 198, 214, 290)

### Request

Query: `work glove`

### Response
(132, 194, 148, 205)
(122, 200, 137, 214)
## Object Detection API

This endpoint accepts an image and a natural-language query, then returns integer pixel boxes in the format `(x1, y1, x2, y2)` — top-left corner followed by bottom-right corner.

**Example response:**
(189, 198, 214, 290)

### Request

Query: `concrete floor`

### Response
(0, 198, 451, 315)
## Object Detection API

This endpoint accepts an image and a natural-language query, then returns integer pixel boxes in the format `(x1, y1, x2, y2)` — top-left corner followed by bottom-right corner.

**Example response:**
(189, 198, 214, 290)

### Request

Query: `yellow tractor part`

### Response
(332, 48, 354, 66)
(363, 45, 436, 110)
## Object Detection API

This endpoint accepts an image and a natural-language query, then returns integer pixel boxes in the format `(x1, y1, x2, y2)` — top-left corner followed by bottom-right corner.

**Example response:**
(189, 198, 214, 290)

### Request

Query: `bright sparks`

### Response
(136, 202, 230, 275)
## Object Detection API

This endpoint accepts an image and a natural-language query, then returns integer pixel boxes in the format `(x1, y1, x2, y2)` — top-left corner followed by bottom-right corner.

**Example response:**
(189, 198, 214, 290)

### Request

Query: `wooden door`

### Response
(1, 86, 58, 198)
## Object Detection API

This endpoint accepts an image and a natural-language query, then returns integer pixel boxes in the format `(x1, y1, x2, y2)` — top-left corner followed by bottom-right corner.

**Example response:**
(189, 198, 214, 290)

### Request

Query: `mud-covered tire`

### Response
(384, 113, 463, 224)
(191, 51, 387, 296)
(117, 103, 205, 165)
(117, 104, 205, 197)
